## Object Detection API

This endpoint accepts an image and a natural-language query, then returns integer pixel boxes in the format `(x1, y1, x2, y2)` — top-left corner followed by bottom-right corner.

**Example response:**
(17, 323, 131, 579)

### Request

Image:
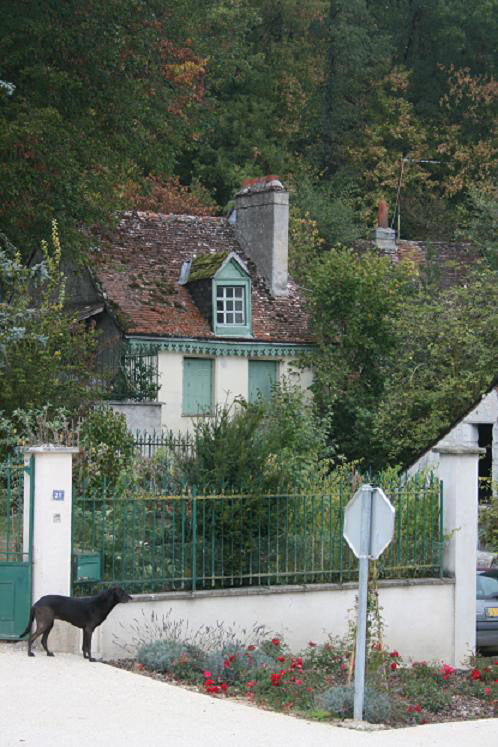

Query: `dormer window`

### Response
(216, 285, 245, 325)
(180, 251, 252, 338)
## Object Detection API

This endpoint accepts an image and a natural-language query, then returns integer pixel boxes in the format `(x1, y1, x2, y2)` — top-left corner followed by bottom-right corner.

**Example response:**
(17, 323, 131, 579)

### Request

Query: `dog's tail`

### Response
(19, 607, 35, 638)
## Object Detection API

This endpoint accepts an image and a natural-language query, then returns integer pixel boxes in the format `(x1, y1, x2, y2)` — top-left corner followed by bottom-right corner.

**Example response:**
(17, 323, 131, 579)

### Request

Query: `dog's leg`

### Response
(41, 621, 55, 657)
(83, 626, 97, 662)
(27, 626, 43, 657)
(28, 608, 55, 657)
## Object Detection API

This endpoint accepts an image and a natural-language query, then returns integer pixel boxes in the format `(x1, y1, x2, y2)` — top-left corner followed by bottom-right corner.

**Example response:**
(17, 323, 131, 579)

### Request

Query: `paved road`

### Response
(1, 641, 495, 747)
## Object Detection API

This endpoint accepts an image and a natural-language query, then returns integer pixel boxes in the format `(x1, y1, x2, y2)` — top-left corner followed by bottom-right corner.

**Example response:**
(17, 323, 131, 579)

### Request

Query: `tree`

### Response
(370, 263, 498, 468)
(0, 223, 97, 415)
(305, 248, 416, 462)
(0, 1, 206, 259)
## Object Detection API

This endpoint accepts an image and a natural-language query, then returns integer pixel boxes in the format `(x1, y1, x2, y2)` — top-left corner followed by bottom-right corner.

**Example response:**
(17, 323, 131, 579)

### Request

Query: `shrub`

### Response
(77, 406, 135, 491)
(137, 639, 205, 680)
(397, 661, 453, 712)
(316, 685, 391, 723)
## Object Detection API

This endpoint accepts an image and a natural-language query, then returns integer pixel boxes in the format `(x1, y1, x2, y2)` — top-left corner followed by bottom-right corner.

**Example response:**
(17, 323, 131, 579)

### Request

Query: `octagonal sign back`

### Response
(343, 486, 395, 560)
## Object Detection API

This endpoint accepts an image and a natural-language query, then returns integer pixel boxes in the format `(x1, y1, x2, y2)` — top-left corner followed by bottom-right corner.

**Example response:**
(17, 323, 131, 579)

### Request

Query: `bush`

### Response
(77, 406, 135, 491)
(178, 381, 333, 493)
(316, 685, 391, 723)
(397, 662, 453, 713)
(137, 639, 205, 680)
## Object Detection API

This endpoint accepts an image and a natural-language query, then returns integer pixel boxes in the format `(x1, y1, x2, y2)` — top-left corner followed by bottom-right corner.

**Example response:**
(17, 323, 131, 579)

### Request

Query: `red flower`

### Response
(204, 679, 214, 687)
(470, 669, 481, 681)
(223, 659, 231, 669)
(415, 705, 422, 713)
(295, 679, 302, 685)
(271, 638, 281, 646)
(247, 645, 256, 651)
(203, 671, 211, 678)
(136, 663, 144, 671)
(246, 681, 255, 688)
(229, 655, 236, 662)
(277, 656, 285, 662)
(308, 641, 317, 647)
(340, 662, 347, 671)
(220, 682, 228, 692)
(271, 673, 281, 686)
(389, 650, 399, 658)
(485, 687, 491, 696)
(390, 662, 397, 671)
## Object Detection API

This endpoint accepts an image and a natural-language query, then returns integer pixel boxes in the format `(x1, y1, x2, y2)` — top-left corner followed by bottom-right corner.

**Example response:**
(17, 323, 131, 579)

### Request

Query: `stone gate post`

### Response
(434, 444, 485, 667)
(23, 445, 79, 652)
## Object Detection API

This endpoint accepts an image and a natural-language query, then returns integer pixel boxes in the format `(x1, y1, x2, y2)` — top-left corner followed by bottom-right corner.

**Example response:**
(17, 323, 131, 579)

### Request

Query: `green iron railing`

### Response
(133, 430, 196, 459)
(97, 343, 160, 402)
(72, 474, 444, 595)
(0, 458, 29, 563)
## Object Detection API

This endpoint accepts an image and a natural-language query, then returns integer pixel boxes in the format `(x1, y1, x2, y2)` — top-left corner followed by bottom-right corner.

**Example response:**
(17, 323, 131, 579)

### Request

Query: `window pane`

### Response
(234, 287, 243, 298)
(226, 300, 233, 311)
(235, 313, 243, 323)
(217, 312, 223, 323)
(226, 313, 234, 323)
(226, 287, 234, 297)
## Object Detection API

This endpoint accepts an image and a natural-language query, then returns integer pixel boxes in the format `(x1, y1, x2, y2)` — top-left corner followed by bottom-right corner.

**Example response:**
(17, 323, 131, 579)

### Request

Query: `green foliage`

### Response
(397, 662, 453, 713)
(77, 407, 135, 491)
(179, 382, 332, 492)
(307, 244, 498, 469)
(306, 248, 416, 463)
(479, 488, 498, 552)
(316, 685, 391, 724)
(0, 223, 98, 416)
(371, 264, 498, 467)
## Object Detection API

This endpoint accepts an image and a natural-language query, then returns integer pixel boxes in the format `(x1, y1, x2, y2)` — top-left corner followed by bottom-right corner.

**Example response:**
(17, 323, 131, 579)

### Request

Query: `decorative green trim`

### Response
(126, 336, 314, 358)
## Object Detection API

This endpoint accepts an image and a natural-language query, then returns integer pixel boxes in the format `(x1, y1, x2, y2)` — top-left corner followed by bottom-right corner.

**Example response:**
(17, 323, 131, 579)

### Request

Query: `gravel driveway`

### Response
(1, 641, 495, 747)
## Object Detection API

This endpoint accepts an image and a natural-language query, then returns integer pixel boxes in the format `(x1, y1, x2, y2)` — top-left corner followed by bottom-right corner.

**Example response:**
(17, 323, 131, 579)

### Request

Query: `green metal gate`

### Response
(0, 457, 34, 638)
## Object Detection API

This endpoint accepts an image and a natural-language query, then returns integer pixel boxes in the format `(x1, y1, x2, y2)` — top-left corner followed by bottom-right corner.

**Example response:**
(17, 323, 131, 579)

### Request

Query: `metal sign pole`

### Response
(353, 484, 372, 720)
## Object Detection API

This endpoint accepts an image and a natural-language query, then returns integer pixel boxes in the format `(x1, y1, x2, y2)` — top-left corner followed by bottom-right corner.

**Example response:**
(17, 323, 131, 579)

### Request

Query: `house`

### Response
(66, 176, 314, 434)
(407, 379, 498, 503)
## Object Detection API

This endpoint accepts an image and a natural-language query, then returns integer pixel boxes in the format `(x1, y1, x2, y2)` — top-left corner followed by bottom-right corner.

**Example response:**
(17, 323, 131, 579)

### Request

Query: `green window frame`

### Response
(212, 257, 252, 337)
(248, 360, 278, 403)
(182, 358, 213, 416)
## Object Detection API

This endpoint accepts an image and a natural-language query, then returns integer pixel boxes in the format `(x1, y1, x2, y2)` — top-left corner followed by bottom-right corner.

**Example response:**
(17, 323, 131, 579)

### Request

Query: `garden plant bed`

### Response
(106, 637, 498, 729)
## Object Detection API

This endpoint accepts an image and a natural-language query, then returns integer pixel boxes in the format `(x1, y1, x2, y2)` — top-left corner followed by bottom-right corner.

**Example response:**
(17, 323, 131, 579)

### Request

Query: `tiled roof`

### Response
(354, 238, 482, 288)
(90, 211, 311, 344)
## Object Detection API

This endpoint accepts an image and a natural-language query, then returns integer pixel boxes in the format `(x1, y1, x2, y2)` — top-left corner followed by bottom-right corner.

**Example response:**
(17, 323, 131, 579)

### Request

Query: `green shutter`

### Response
(183, 358, 213, 415)
(248, 360, 277, 403)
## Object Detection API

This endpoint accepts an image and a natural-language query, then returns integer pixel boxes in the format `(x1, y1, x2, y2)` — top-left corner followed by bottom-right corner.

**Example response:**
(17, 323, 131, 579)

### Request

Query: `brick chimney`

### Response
(233, 176, 289, 297)
(372, 199, 396, 255)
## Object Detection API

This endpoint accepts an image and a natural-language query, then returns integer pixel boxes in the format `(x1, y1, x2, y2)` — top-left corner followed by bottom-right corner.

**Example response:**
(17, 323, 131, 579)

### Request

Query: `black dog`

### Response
(20, 587, 131, 661)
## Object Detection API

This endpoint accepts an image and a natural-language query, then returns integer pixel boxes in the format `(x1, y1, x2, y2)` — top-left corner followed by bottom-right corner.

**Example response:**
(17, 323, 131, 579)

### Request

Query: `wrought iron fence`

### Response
(133, 430, 196, 459)
(72, 474, 444, 595)
(96, 343, 160, 402)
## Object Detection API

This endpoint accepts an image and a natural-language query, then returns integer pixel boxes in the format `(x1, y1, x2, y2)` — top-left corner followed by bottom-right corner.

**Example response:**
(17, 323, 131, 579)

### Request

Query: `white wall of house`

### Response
(157, 351, 313, 435)
(409, 387, 498, 486)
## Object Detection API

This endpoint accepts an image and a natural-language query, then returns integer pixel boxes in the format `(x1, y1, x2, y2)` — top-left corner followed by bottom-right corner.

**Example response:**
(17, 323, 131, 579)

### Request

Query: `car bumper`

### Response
(476, 621, 498, 648)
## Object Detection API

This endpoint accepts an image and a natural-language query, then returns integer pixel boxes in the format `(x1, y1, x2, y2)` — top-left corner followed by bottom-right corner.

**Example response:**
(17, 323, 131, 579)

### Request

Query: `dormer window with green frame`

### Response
(180, 252, 252, 338)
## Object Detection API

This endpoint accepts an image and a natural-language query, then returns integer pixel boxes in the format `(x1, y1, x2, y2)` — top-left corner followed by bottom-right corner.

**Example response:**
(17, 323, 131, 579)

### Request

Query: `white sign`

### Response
(343, 486, 395, 559)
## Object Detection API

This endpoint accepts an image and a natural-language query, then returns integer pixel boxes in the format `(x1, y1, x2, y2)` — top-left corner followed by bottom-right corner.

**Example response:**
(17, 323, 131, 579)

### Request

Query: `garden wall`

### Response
(84, 578, 455, 663)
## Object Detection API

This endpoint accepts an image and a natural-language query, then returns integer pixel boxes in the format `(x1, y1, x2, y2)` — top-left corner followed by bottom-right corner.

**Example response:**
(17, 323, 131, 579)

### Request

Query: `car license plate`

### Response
(485, 607, 498, 617)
